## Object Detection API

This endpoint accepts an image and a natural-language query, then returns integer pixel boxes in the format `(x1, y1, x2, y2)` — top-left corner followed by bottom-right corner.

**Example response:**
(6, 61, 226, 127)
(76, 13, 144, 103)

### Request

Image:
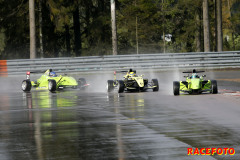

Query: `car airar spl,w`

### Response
(173, 69, 218, 95)
(22, 69, 89, 92)
(107, 69, 159, 93)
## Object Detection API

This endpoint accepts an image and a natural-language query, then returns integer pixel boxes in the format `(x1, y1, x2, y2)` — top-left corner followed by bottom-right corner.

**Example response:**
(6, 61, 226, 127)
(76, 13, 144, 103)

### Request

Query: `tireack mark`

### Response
(218, 79, 240, 83)
(220, 89, 240, 96)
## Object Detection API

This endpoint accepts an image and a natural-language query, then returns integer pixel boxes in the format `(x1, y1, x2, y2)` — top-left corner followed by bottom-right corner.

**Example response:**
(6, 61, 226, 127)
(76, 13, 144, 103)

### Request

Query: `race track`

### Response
(1, 70, 240, 160)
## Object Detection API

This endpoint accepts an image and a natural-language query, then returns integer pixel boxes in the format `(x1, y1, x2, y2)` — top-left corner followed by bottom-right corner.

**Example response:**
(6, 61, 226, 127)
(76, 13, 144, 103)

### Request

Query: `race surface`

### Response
(1, 70, 240, 160)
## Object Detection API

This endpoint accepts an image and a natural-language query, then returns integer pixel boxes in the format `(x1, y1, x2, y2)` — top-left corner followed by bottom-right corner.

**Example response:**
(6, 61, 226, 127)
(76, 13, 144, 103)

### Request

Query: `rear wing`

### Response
(25, 69, 53, 80)
(26, 69, 52, 74)
(183, 69, 205, 74)
(114, 70, 136, 74)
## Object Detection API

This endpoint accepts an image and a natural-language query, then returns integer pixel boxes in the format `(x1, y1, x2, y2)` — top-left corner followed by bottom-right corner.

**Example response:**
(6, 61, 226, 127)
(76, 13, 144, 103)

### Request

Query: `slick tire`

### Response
(173, 81, 180, 96)
(78, 78, 86, 86)
(78, 78, 87, 90)
(107, 80, 114, 92)
(211, 80, 218, 94)
(22, 80, 32, 92)
(152, 79, 159, 92)
(118, 80, 125, 93)
(48, 80, 57, 92)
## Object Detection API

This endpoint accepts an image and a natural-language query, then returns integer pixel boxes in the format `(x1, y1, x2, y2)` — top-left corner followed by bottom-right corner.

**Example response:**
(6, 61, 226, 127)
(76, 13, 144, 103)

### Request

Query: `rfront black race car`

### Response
(107, 69, 159, 93)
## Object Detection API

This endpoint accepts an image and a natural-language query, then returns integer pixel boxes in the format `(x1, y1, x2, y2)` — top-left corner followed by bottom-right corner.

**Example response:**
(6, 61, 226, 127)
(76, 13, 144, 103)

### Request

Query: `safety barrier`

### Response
(0, 60, 8, 76)
(1, 51, 240, 75)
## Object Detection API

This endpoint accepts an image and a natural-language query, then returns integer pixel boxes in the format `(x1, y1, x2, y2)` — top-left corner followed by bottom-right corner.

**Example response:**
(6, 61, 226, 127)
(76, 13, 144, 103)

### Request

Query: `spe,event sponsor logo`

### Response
(188, 148, 235, 155)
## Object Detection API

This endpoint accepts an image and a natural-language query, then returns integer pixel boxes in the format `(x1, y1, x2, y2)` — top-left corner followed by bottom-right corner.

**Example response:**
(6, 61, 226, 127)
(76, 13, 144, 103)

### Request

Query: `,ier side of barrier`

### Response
(1, 51, 240, 76)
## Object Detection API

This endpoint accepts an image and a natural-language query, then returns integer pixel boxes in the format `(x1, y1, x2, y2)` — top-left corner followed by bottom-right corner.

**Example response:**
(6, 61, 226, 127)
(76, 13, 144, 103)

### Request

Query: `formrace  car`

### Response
(173, 69, 218, 95)
(107, 69, 159, 93)
(22, 69, 89, 92)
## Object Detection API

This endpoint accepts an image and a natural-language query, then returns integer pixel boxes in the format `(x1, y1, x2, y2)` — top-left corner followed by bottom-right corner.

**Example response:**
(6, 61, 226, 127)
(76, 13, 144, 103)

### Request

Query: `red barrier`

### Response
(0, 60, 8, 77)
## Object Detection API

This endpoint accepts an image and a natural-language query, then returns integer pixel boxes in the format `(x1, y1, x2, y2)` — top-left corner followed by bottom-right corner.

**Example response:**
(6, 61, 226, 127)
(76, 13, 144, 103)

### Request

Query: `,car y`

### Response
(173, 69, 218, 95)
(107, 69, 159, 93)
(22, 69, 89, 92)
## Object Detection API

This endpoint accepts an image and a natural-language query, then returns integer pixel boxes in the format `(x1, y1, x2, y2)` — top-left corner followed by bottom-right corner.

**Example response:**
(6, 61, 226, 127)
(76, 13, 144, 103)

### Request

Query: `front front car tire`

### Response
(22, 80, 32, 92)
(48, 80, 57, 92)
(152, 79, 159, 92)
(107, 80, 114, 92)
(78, 78, 87, 90)
(173, 81, 180, 96)
(211, 80, 218, 94)
(118, 80, 125, 93)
